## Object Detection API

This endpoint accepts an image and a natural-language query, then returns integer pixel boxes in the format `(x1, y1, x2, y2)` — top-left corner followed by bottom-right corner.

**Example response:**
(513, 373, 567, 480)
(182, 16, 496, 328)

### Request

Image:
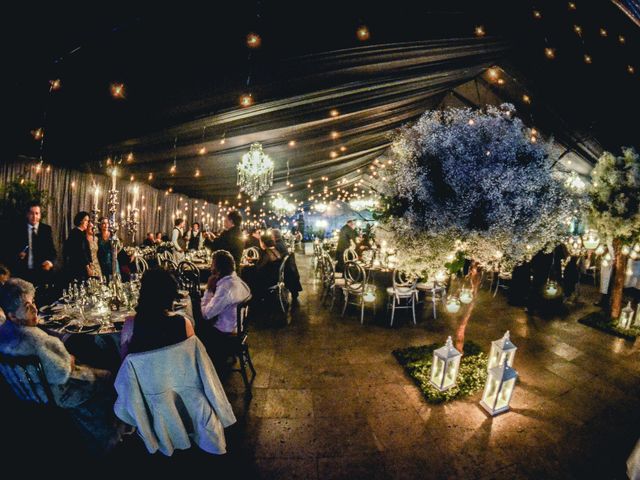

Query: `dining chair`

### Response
(341, 261, 369, 324)
(387, 269, 418, 326)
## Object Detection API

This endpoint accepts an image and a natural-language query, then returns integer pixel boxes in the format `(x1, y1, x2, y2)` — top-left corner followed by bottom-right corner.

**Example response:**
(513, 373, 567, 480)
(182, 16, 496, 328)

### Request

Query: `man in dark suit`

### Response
(335, 219, 357, 273)
(7, 202, 57, 286)
(204, 210, 244, 268)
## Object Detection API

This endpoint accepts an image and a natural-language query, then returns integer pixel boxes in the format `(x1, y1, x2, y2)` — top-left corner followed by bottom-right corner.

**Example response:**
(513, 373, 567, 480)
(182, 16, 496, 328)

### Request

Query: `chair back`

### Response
(178, 260, 199, 274)
(134, 256, 149, 274)
(321, 254, 336, 288)
(393, 269, 418, 289)
(344, 261, 366, 292)
(236, 296, 252, 337)
(159, 259, 178, 271)
(278, 255, 290, 286)
(343, 248, 358, 263)
(242, 247, 260, 263)
(0, 353, 56, 406)
(178, 269, 200, 296)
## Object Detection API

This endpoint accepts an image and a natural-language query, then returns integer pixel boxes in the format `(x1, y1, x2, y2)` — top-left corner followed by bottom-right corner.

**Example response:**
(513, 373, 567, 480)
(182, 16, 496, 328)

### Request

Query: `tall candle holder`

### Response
(90, 208, 101, 235)
(126, 207, 139, 243)
(107, 186, 123, 309)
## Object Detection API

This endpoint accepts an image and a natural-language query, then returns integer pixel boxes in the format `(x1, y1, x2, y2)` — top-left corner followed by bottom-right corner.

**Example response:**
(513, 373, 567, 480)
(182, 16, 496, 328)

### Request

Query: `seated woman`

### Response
(200, 250, 251, 370)
(271, 229, 303, 302)
(249, 234, 282, 301)
(120, 269, 194, 358)
(0, 278, 122, 454)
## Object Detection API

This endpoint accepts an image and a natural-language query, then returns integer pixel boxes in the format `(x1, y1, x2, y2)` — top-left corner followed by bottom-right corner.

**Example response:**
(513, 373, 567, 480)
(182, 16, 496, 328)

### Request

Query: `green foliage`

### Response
(588, 147, 640, 241)
(0, 179, 50, 222)
(578, 311, 640, 340)
(393, 341, 488, 404)
(445, 250, 466, 275)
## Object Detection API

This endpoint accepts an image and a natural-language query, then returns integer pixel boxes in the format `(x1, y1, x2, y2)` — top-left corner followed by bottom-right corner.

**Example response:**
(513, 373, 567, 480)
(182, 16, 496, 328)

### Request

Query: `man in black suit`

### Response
(8, 202, 57, 286)
(204, 210, 244, 268)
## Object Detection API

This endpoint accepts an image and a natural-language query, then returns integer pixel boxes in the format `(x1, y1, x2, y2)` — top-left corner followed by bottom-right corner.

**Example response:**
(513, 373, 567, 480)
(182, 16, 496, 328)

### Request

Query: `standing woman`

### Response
(63, 211, 93, 284)
(86, 219, 102, 280)
(97, 217, 120, 280)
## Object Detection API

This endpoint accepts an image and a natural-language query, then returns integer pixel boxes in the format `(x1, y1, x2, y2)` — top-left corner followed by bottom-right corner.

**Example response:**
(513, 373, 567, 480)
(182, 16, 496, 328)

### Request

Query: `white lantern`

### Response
(429, 336, 462, 392)
(622, 245, 631, 256)
(487, 331, 517, 370)
(459, 287, 473, 304)
(595, 244, 605, 256)
(582, 230, 599, 250)
(480, 360, 518, 416)
(635, 304, 640, 327)
(618, 301, 635, 329)
(445, 296, 461, 313)
(543, 280, 559, 298)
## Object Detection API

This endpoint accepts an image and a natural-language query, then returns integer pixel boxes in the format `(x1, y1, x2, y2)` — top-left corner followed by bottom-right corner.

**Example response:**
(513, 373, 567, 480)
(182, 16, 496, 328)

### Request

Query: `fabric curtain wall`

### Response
(1, 160, 220, 261)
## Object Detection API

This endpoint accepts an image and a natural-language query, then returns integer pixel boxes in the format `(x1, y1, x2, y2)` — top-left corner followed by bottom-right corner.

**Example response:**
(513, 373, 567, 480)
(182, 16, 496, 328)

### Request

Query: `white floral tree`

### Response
(588, 147, 640, 319)
(376, 104, 574, 349)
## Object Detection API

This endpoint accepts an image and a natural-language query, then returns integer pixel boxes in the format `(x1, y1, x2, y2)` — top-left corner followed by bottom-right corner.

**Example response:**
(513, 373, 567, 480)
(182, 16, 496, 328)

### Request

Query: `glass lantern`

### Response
(363, 285, 376, 303)
(635, 304, 640, 327)
(480, 360, 518, 416)
(582, 230, 599, 250)
(445, 295, 461, 313)
(487, 331, 517, 370)
(459, 287, 473, 304)
(595, 244, 605, 256)
(429, 336, 462, 392)
(618, 301, 635, 329)
(543, 280, 559, 298)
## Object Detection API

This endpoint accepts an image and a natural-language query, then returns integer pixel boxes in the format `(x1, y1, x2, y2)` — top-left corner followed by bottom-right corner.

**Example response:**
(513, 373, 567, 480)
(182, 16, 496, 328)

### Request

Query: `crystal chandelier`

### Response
(272, 196, 296, 215)
(349, 198, 378, 211)
(237, 142, 274, 199)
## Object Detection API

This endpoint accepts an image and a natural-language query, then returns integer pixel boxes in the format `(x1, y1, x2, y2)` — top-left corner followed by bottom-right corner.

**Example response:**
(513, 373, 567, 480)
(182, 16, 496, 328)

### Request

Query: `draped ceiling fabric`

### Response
(90, 39, 512, 202)
(85, 38, 601, 203)
(0, 160, 220, 258)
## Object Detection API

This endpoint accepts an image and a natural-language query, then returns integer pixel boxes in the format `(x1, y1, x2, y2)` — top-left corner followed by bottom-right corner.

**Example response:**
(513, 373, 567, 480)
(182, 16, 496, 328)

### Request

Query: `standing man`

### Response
(171, 218, 186, 260)
(186, 222, 204, 251)
(204, 210, 244, 268)
(8, 201, 56, 286)
(335, 219, 357, 273)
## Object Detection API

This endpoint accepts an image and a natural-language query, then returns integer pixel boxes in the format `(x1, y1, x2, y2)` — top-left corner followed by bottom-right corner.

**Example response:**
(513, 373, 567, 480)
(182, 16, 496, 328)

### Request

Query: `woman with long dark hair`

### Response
(63, 211, 93, 283)
(120, 269, 194, 358)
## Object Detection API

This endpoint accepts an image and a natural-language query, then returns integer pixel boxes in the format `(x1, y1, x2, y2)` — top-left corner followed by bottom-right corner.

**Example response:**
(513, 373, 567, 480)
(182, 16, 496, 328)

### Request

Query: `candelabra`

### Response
(107, 187, 123, 310)
(90, 208, 101, 235)
(125, 207, 139, 243)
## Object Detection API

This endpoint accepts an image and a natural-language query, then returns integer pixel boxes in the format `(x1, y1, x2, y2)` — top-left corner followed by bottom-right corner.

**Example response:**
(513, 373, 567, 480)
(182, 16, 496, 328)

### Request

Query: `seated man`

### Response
(0, 278, 123, 454)
(200, 250, 251, 371)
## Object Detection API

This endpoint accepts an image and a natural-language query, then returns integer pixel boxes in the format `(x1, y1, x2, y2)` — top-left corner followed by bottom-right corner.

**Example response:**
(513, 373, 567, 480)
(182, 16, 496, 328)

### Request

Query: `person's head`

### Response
(225, 210, 242, 230)
(260, 233, 276, 250)
(271, 228, 283, 242)
(135, 269, 179, 319)
(99, 217, 109, 234)
(0, 264, 10, 284)
(26, 202, 42, 226)
(0, 278, 37, 326)
(155, 231, 163, 241)
(86, 219, 95, 236)
(248, 226, 261, 238)
(211, 250, 236, 278)
(192, 222, 200, 233)
(74, 211, 90, 231)
(174, 218, 184, 229)
(346, 219, 355, 229)
(146, 232, 154, 241)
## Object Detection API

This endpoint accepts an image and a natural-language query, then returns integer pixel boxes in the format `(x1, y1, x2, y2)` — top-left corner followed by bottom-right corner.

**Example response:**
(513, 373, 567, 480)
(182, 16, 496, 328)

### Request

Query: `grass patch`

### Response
(393, 341, 488, 404)
(578, 311, 640, 341)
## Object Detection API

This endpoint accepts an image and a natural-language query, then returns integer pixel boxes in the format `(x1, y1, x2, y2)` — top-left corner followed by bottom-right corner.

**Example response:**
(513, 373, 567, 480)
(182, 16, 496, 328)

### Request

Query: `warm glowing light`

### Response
(568, 2, 576, 10)
(198, 146, 207, 155)
(628, 65, 635, 74)
(288, 140, 296, 147)
(573, 25, 582, 35)
(110, 83, 125, 99)
(356, 25, 370, 41)
(246, 32, 262, 48)
(544, 47, 556, 59)
(584, 54, 592, 64)
(330, 151, 338, 159)
(330, 131, 339, 139)
(220, 138, 226, 145)
(474, 25, 485, 37)
(240, 94, 254, 107)
(170, 164, 176, 174)
(533, 10, 542, 19)
(71, 181, 76, 188)
(618, 35, 626, 44)
(195, 169, 201, 177)
(522, 94, 531, 104)
(130, 175, 135, 182)
(49, 79, 61, 91)
(599, 28, 608, 37)
(31, 128, 44, 140)
(329, 109, 339, 118)
(487, 68, 499, 79)
(148, 173, 153, 181)
(497, 78, 505, 85)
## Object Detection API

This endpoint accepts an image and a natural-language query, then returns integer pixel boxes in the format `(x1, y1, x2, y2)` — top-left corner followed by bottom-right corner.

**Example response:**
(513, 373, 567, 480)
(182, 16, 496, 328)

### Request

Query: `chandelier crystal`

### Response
(237, 142, 274, 199)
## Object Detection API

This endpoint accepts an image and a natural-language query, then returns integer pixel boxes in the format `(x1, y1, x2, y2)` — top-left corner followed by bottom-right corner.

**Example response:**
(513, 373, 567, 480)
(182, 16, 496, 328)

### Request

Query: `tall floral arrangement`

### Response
(375, 104, 575, 348)
(588, 147, 640, 319)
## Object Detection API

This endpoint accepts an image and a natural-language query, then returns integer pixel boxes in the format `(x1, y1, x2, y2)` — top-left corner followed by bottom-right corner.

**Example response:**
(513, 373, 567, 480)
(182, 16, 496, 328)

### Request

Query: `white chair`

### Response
(387, 270, 418, 326)
(341, 261, 368, 324)
(321, 255, 345, 310)
(343, 248, 358, 263)
(416, 280, 446, 319)
(241, 247, 260, 264)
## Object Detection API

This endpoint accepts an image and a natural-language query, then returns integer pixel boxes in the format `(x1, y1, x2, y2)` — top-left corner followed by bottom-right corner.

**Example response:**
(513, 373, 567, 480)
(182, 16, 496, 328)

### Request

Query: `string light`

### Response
(240, 94, 254, 107)
(288, 140, 296, 147)
(329, 109, 339, 117)
(618, 35, 626, 45)
(568, 2, 576, 10)
(544, 47, 556, 59)
(330, 151, 338, 159)
(497, 78, 505, 85)
(356, 25, 370, 41)
(49, 79, 61, 91)
(522, 94, 531, 104)
(533, 10, 542, 19)
(573, 25, 582, 36)
(31, 128, 44, 140)
(198, 146, 207, 155)
(474, 25, 486, 37)
(330, 131, 339, 139)
(340, 146, 347, 152)
(126, 152, 134, 163)
(130, 175, 135, 181)
(195, 169, 201, 177)
(110, 83, 125, 99)
(487, 68, 499, 80)
(148, 173, 153, 181)
(628, 65, 635, 74)
(246, 32, 262, 48)
(599, 28, 608, 37)
(584, 54, 592, 64)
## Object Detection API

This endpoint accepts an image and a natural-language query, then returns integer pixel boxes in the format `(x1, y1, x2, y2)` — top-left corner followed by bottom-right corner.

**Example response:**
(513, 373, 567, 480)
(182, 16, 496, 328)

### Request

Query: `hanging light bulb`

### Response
(240, 93, 254, 107)
(356, 25, 370, 41)
(474, 25, 486, 37)
(246, 32, 262, 48)
(110, 82, 125, 99)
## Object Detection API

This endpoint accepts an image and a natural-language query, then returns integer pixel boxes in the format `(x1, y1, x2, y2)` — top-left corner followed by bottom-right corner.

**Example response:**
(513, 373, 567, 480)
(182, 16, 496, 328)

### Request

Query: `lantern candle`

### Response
(429, 336, 462, 392)
(480, 360, 518, 416)
(111, 167, 117, 190)
(132, 185, 139, 211)
(618, 301, 635, 329)
(92, 185, 100, 210)
(459, 287, 473, 304)
(445, 296, 461, 313)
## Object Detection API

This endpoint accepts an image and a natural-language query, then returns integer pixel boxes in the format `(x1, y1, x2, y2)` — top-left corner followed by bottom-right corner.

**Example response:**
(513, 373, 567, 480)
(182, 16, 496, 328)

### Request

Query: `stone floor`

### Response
(217, 253, 640, 479)
(4, 251, 640, 478)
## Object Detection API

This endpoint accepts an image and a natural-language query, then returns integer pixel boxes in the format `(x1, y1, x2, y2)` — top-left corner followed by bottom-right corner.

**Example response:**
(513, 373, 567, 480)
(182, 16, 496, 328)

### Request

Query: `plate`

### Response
(64, 323, 102, 334)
